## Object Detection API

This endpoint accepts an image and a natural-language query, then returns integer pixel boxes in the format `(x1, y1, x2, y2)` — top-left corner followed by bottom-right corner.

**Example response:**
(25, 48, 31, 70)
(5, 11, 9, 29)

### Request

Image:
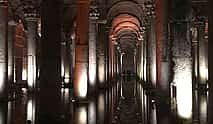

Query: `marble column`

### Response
(170, 0, 192, 122)
(155, 0, 171, 123)
(74, 0, 90, 99)
(191, 26, 199, 124)
(140, 39, 144, 80)
(88, 7, 98, 94)
(149, 18, 157, 86)
(24, 12, 37, 91)
(197, 20, 208, 124)
(8, 21, 16, 84)
(208, 0, 213, 122)
(0, 0, 8, 100)
(61, 32, 71, 85)
(38, 0, 63, 123)
(97, 24, 106, 87)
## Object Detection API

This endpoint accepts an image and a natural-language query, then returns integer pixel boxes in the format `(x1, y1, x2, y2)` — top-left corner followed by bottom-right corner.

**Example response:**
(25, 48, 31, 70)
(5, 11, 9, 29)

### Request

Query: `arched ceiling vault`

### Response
(107, 0, 143, 24)
(109, 12, 141, 55)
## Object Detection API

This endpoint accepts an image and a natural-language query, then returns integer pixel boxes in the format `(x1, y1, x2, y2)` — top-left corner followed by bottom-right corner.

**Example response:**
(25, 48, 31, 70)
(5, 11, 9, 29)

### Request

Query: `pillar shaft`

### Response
(143, 32, 147, 82)
(192, 27, 199, 123)
(149, 19, 157, 86)
(74, 0, 90, 99)
(137, 40, 142, 79)
(97, 24, 106, 87)
(0, 0, 8, 99)
(88, 17, 97, 93)
(198, 24, 208, 84)
(155, 0, 169, 90)
(197, 22, 208, 124)
(61, 33, 71, 84)
(8, 22, 16, 84)
(208, 0, 213, 122)
(26, 20, 37, 90)
(170, 0, 192, 121)
(140, 41, 144, 80)
(171, 21, 192, 120)
(155, 0, 171, 123)
(38, 0, 62, 123)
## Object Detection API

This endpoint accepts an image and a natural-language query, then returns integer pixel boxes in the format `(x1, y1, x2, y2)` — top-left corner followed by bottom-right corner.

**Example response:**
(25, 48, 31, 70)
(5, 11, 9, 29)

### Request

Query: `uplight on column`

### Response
(0, 65, 5, 93)
(75, 66, 88, 98)
(98, 63, 105, 83)
(75, 105, 87, 124)
(200, 63, 208, 81)
(27, 56, 36, 89)
(27, 98, 35, 123)
(22, 69, 27, 81)
(89, 62, 96, 85)
(174, 62, 192, 119)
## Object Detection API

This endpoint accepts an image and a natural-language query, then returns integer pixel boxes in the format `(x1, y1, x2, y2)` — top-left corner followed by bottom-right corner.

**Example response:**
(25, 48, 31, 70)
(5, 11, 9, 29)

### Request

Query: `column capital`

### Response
(22, 0, 38, 21)
(0, 0, 8, 7)
(89, 5, 100, 20)
(191, 27, 198, 43)
(192, 16, 207, 28)
(143, 0, 156, 18)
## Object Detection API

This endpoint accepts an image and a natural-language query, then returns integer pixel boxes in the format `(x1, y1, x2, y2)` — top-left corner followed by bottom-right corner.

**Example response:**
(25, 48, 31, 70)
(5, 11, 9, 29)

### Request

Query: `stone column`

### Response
(65, 34, 73, 85)
(105, 30, 109, 84)
(208, 0, 213, 122)
(137, 38, 142, 79)
(140, 39, 144, 80)
(24, 6, 37, 91)
(197, 19, 208, 124)
(149, 18, 157, 86)
(0, 0, 8, 100)
(61, 33, 66, 84)
(88, 5, 98, 94)
(143, 30, 147, 82)
(74, 0, 90, 99)
(97, 24, 106, 87)
(61, 32, 72, 85)
(38, 0, 63, 123)
(8, 21, 16, 84)
(170, 0, 192, 122)
(155, 0, 171, 123)
(108, 38, 113, 80)
(191, 26, 199, 124)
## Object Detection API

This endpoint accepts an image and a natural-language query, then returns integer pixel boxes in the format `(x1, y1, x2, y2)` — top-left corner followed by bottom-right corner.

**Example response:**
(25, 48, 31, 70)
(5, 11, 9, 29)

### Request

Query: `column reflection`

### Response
(74, 104, 87, 124)
(26, 96, 36, 124)
(88, 98, 96, 124)
(97, 90, 106, 123)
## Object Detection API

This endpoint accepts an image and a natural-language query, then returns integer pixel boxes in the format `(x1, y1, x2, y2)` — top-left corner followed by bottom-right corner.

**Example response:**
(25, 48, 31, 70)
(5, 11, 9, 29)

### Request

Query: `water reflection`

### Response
(26, 97, 36, 124)
(0, 102, 7, 124)
(74, 104, 87, 124)
(97, 91, 105, 123)
(3, 77, 208, 124)
(88, 98, 96, 124)
(200, 94, 207, 124)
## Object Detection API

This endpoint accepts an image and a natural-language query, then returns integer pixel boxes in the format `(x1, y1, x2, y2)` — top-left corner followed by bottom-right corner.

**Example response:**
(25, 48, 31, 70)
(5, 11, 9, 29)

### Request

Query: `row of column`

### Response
(0, 0, 38, 95)
(135, 0, 209, 124)
(0, 0, 115, 104)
